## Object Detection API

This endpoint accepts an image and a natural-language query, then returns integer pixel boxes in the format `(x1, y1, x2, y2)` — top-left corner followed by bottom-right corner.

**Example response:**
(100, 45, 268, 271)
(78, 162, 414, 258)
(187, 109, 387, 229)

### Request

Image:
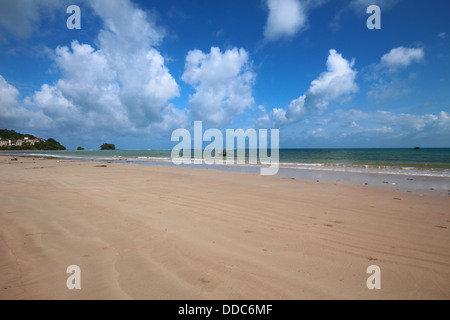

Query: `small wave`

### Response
(278, 164, 450, 178)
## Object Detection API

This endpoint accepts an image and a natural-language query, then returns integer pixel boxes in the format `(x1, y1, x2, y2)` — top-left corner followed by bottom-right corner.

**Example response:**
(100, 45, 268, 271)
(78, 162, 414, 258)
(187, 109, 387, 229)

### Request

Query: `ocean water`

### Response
(7, 148, 450, 178)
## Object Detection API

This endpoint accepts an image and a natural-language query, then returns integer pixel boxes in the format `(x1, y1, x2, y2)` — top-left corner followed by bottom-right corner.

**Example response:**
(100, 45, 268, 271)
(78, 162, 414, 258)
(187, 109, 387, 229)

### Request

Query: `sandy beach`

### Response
(0, 155, 449, 300)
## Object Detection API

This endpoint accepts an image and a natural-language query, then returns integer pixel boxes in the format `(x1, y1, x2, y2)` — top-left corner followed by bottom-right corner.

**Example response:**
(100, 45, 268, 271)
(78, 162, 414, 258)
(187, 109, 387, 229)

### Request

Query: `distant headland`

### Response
(0, 129, 66, 151)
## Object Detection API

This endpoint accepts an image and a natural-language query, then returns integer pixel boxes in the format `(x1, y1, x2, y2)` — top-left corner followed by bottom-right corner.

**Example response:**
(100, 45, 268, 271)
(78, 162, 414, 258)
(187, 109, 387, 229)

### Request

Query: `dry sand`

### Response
(0, 156, 449, 300)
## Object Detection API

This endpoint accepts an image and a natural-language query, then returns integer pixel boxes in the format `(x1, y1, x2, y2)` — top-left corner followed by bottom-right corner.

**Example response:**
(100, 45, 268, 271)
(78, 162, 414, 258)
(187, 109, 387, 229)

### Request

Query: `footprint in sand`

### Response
(324, 224, 334, 228)
(435, 226, 447, 229)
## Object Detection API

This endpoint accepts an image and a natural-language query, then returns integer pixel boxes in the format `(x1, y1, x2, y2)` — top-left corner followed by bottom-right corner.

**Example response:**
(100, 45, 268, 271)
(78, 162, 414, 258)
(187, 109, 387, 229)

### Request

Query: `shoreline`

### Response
(2, 153, 448, 196)
(1, 156, 449, 299)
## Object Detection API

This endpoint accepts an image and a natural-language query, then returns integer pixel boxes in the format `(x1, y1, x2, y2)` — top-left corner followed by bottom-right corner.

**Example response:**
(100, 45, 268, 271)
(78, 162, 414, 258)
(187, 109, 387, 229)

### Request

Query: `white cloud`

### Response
(0, 75, 53, 130)
(307, 49, 358, 106)
(438, 32, 446, 39)
(18, 0, 184, 139)
(381, 47, 424, 69)
(92, 0, 179, 127)
(362, 47, 425, 104)
(182, 47, 255, 126)
(0, 75, 19, 109)
(339, 109, 450, 138)
(259, 49, 358, 127)
(264, 0, 307, 41)
(295, 108, 450, 147)
(0, 75, 23, 126)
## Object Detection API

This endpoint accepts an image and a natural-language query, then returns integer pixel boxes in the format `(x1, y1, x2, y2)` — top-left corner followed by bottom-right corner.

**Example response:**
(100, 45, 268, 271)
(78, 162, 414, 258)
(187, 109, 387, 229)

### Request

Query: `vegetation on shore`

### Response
(100, 143, 116, 150)
(0, 129, 37, 141)
(0, 129, 66, 151)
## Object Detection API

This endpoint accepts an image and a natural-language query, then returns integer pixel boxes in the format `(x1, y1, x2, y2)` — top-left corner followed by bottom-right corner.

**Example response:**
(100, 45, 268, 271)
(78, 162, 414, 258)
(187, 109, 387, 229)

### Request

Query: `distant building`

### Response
(30, 138, 44, 145)
(0, 138, 10, 147)
(0, 136, 45, 148)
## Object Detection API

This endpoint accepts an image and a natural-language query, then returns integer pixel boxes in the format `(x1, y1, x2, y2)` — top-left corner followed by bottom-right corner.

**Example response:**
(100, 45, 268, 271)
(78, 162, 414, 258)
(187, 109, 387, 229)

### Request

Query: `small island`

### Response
(0, 129, 66, 151)
(100, 143, 116, 150)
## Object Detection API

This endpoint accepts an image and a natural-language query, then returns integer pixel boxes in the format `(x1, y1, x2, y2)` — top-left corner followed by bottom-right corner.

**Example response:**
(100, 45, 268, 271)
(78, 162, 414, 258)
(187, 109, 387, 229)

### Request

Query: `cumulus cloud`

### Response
(264, 0, 308, 41)
(259, 49, 358, 127)
(17, 0, 184, 139)
(91, 0, 179, 124)
(293, 108, 450, 147)
(380, 47, 425, 69)
(337, 109, 450, 143)
(0, 75, 52, 130)
(86, 0, 179, 127)
(0, 75, 23, 126)
(344, 109, 447, 131)
(182, 47, 255, 126)
(362, 47, 425, 104)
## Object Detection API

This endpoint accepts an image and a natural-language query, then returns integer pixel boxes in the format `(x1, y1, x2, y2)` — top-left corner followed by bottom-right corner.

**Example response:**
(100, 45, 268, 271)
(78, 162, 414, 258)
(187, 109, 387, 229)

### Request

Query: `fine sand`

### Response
(0, 156, 449, 300)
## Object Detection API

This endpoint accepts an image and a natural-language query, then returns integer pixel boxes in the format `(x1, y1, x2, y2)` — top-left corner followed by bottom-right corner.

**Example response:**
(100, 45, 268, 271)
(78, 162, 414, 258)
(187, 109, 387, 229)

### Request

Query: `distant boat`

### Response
(218, 150, 227, 157)
(414, 147, 420, 150)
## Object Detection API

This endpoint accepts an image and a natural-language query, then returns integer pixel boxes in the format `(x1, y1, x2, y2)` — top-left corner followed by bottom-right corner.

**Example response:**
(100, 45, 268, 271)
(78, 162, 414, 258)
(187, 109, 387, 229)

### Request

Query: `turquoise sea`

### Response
(7, 148, 450, 178)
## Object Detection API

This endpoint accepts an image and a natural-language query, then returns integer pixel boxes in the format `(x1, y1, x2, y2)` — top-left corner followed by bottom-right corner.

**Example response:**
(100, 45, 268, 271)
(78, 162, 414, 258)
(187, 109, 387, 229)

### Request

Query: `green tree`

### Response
(100, 143, 116, 150)
(0, 129, 37, 141)
(77, 147, 85, 151)
(35, 138, 66, 150)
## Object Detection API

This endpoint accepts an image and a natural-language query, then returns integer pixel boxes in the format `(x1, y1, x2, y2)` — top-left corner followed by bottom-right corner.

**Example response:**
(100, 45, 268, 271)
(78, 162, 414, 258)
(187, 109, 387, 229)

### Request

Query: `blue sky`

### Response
(0, 0, 449, 149)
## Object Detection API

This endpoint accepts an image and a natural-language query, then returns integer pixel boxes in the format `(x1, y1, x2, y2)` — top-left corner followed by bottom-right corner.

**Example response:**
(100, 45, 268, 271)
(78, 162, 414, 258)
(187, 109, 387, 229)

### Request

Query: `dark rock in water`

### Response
(414, 147, 420, 150)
